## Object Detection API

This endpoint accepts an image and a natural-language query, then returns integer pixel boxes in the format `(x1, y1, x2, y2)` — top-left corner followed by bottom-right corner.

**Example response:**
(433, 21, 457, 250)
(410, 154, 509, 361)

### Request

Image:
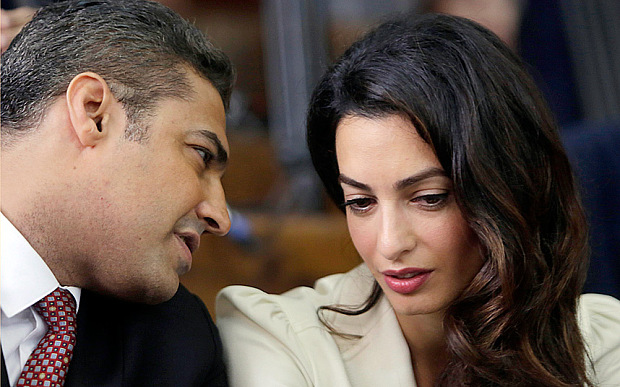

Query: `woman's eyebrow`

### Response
(394, 167, 447, 190)
(338, 174, 371, 191)
(338, 167, 447, 192)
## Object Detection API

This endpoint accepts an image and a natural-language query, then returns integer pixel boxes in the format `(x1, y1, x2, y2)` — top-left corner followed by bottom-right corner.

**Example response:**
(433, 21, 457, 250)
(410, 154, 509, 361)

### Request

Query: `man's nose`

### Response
(196, 181, 231, 236)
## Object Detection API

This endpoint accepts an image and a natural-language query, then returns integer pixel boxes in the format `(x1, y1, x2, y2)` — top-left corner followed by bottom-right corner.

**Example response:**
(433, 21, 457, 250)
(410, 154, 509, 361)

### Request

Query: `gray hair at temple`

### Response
(1, 0, 234, 144)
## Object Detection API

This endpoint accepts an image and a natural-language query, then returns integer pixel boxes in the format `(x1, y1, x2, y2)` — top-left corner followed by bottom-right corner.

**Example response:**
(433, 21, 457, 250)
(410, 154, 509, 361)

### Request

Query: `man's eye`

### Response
(193, 147, 213, 166)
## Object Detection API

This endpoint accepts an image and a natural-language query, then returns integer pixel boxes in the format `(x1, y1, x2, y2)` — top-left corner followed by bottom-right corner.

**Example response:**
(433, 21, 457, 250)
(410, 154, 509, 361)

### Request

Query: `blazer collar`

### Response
(327, 265, 417, 386)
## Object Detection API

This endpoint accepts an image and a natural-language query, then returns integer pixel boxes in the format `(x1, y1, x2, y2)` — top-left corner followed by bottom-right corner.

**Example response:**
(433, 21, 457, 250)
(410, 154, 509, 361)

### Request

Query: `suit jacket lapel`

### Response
(1, 350, 9, 387)
(64, 289, 124, 387)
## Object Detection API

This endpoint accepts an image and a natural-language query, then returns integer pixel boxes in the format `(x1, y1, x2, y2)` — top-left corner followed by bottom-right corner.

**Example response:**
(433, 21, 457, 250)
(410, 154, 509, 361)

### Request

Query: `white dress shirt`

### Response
(1, 213, 81, 386)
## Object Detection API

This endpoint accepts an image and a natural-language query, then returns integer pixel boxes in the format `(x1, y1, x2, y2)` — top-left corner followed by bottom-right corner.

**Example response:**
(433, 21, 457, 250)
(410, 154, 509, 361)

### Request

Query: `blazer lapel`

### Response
(328, 266, 417, 387)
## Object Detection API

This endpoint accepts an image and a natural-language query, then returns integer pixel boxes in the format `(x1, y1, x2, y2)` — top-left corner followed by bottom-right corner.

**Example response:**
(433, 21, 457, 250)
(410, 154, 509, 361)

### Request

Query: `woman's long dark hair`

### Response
(308, 14, 592, 386)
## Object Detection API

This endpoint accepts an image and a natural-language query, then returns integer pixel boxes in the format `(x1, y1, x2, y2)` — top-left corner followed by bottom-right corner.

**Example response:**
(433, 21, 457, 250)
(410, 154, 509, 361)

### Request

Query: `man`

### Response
(1, 0, 234, 385)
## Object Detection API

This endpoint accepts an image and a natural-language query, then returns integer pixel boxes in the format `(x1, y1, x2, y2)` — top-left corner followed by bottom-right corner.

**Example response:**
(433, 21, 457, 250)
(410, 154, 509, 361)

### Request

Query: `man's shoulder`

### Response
(78, 284, 218, 350)
(68, 285, 226, 386)
(81, 284, 210, 320)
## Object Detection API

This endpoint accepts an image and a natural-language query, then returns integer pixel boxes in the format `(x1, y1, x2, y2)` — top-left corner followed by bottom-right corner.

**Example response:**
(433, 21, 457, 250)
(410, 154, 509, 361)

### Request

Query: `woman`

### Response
(216, 14, 620, 386)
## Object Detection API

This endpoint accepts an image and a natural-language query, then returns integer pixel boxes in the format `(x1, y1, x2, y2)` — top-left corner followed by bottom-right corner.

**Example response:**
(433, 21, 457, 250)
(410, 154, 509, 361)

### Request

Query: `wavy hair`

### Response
(308, 13, 591, 386)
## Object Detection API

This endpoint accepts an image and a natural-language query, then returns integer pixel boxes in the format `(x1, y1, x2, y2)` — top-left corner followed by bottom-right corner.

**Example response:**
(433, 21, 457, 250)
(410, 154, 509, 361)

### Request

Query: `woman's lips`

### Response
(382, 268, 433, 294)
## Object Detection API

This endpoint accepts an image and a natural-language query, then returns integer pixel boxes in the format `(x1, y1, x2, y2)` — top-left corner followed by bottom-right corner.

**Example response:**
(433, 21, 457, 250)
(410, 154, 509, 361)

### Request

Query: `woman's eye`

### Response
(412, 193, 449, 209)
(193, 146, 213, 167)
(342, 198, 375, 214)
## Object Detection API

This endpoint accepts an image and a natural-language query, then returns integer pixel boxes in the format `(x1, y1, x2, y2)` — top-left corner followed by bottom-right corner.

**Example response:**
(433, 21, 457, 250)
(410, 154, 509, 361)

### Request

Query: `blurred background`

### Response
(2, 0, 619, 311)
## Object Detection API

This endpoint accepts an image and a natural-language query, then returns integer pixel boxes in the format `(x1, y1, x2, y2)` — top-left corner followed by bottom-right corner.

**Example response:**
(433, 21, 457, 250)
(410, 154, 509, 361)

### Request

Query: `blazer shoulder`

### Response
(216, 264, 373, 326)
(578, 294, 620, 385)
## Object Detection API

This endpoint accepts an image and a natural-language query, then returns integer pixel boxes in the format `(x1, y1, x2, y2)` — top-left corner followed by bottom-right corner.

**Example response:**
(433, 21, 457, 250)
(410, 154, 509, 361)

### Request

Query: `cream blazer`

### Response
(216, 265, 620, 386)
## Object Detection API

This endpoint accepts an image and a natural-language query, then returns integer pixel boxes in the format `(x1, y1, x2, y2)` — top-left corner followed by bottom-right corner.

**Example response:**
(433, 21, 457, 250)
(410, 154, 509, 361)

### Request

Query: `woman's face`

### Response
(335, 114, 483, 319)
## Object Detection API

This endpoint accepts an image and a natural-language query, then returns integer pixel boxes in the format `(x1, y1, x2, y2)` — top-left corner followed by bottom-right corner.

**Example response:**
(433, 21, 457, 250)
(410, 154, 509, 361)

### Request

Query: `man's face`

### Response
(71, 71, 230, 303)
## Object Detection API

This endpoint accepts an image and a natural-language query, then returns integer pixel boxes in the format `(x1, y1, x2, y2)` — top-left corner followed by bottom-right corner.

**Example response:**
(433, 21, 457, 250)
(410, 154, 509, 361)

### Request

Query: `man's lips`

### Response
(175, 231, 200, 254)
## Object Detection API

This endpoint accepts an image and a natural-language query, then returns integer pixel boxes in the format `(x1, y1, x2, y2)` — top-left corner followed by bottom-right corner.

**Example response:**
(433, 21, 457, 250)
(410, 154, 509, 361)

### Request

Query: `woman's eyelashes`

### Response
(342, 197, 375, 214)
(342, 192, 450, 214)
(412, 192, 450, 209)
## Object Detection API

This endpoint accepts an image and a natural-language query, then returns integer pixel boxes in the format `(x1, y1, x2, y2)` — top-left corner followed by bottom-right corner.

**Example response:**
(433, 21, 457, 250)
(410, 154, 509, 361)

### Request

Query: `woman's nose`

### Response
(377, 207, 415, 261)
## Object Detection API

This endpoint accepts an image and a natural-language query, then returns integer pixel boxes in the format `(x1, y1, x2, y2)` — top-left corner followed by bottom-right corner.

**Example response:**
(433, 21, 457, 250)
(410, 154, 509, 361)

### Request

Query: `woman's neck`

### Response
(396, 312, 449, 387)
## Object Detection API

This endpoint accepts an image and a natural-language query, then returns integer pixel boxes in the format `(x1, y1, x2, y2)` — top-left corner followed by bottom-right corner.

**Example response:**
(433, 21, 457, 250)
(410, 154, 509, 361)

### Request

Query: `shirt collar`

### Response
(1, 213, 81, 317)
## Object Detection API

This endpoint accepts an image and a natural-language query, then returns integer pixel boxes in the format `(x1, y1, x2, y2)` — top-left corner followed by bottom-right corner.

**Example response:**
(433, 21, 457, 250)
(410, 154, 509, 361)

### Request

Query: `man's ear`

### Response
(66, 72, 118, 147)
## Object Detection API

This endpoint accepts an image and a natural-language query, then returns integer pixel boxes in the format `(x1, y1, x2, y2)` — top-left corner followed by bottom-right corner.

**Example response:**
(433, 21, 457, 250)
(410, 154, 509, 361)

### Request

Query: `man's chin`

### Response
(176, 261, 192, 277)
(141, 286, 179, 305)
(96, 277, 180, 305)
(139, 279, 180, 305)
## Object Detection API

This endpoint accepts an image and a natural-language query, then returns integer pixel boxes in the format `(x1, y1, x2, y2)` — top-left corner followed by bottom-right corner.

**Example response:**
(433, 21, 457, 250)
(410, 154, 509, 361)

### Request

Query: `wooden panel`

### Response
(181, 213, 361, 315)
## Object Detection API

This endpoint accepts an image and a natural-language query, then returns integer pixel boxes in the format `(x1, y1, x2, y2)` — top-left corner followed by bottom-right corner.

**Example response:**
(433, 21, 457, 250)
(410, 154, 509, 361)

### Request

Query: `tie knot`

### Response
(34, 288, 77, 333)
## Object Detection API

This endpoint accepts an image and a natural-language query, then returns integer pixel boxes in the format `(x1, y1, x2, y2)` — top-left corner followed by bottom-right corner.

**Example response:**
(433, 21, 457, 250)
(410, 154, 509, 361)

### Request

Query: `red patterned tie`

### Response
(17, 288, 77, 387)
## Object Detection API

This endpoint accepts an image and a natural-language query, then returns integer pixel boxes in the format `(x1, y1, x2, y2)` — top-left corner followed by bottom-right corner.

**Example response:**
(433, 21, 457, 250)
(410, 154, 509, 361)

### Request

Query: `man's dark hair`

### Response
(1, 0, 234, 143)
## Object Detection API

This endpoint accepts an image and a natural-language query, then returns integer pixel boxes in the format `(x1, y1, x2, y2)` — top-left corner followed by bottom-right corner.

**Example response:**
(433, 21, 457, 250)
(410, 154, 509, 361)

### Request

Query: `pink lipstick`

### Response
(382, 268, 432, 294)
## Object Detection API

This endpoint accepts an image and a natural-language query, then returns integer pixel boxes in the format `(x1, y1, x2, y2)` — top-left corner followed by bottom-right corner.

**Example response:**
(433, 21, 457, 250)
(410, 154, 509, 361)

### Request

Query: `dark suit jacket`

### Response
(2, 285, 227, 386)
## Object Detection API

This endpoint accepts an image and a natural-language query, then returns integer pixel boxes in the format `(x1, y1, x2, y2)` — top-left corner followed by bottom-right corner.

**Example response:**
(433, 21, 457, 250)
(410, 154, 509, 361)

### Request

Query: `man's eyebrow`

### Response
(197, 129, 228, 165)
(338, 167, 447, 192)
